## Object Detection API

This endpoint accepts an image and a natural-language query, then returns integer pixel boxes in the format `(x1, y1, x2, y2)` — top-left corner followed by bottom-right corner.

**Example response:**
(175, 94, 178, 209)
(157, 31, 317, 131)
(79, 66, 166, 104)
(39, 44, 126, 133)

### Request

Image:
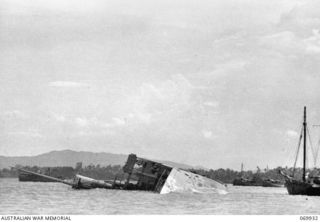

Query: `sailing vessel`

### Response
(232, 163, 254, 186)
(233, 163, 266, 186)
(280, 106, 320, 196)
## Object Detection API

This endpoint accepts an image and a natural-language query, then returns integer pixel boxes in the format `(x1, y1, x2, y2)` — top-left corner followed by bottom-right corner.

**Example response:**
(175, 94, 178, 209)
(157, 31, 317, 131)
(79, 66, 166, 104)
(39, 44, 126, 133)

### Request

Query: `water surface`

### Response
(0, 178, 319, 214)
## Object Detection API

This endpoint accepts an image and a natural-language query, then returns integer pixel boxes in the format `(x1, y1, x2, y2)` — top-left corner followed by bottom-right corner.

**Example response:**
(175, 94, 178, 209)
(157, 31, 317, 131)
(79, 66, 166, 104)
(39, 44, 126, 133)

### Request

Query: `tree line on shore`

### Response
(1, 164, 319, 183)
(190, 167, 320, 183)
(0, 164, 123, 180)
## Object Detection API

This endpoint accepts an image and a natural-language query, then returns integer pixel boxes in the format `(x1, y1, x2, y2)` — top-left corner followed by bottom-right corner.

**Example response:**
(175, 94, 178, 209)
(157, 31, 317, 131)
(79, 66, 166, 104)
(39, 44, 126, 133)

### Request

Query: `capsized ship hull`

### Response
(121, 154, 227, 194)
(160, 168, 227, 194)
(17, 153, 228, 194)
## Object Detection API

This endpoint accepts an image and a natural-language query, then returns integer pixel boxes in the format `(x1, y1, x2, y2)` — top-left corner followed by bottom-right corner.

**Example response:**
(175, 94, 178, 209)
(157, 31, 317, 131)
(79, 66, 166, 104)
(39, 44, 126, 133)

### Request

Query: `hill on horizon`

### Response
(0, 150, 194, 170)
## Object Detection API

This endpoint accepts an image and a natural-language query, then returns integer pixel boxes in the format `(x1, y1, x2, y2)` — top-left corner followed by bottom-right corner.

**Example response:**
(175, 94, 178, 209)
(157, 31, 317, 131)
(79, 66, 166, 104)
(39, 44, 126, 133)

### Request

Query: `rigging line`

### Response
(307, 126, 316, 167)
(313, 125, 320, 168)
(284, 118, 303, 167)
(314, 133, 320, 168)
(313, 125, 320, 167)
(316, 138, 320, 167)
(293, 125, 303, 176)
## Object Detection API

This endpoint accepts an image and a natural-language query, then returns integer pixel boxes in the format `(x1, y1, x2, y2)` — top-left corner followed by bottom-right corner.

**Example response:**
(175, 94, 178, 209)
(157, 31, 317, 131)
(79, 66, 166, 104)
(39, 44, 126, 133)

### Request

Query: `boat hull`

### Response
(285, 179, 320, 196)
(262, 180, 284, 187)
(233, 178, 261, 186)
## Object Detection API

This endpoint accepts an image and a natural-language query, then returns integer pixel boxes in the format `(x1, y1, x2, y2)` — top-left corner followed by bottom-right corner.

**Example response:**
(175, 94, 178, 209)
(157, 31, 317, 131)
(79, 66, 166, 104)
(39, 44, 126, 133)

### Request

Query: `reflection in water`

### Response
(0, 178, 319, 214)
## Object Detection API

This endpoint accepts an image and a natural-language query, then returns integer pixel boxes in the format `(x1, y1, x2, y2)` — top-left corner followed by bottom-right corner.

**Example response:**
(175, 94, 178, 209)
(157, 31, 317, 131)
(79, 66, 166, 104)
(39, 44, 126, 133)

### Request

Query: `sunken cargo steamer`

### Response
(18, 154, 228, 194)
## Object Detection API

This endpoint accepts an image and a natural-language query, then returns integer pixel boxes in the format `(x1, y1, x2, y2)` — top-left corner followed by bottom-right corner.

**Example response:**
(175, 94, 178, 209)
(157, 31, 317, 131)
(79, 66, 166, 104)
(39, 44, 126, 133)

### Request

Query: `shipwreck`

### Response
(18, 154, 227, 194)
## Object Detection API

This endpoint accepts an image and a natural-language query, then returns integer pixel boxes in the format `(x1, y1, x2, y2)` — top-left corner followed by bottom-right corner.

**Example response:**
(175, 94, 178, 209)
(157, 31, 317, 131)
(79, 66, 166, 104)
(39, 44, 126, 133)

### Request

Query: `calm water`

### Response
(0, 178, 319, 215)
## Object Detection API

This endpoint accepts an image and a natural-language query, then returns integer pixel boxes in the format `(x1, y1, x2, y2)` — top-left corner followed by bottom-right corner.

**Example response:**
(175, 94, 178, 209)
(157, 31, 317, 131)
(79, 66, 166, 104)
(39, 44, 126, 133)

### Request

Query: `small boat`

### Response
(233, 163, 263, 186)
(234, 177, 283, 187)
(261, 178, 283, 187)
(280, 107, 320, 196)
(18, 154, 228, 194)
(233, 177, 263, 186)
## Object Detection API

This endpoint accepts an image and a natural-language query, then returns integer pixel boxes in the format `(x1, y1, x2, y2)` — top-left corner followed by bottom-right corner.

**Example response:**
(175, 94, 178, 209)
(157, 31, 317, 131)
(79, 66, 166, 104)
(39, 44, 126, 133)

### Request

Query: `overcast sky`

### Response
(1, 0, 320, 169)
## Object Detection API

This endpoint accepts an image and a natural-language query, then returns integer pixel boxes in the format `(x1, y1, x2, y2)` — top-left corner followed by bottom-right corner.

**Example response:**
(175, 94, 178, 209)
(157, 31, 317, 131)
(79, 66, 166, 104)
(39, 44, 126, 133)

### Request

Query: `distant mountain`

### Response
(0, 150, 194, 169)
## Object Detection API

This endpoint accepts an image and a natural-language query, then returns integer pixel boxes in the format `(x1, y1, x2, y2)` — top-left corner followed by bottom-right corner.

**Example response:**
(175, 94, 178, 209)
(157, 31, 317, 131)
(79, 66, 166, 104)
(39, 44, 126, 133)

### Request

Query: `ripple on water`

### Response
(0, 178, 319, 214)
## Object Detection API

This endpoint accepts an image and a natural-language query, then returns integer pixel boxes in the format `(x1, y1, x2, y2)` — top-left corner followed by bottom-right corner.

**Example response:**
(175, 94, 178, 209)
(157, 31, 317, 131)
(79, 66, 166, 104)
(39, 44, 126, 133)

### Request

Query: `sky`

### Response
(1, 0, 320, 170)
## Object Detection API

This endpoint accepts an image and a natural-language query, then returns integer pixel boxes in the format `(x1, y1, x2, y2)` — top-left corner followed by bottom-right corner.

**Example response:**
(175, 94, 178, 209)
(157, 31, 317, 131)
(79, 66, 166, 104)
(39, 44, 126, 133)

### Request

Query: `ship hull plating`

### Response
(285, 180, 320, 196)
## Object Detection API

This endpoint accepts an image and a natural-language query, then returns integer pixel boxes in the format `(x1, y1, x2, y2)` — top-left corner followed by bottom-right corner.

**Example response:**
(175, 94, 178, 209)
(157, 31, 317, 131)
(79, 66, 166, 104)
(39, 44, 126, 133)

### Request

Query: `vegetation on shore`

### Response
(1, 164, 320, 183)
(190, 167, 320, 183)
(0, 164, 122, 180)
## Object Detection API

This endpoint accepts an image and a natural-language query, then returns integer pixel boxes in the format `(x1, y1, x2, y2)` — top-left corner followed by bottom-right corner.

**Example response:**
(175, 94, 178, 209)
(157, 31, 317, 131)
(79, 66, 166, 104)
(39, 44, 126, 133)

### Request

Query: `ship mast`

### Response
(303, 106, 307, 182)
